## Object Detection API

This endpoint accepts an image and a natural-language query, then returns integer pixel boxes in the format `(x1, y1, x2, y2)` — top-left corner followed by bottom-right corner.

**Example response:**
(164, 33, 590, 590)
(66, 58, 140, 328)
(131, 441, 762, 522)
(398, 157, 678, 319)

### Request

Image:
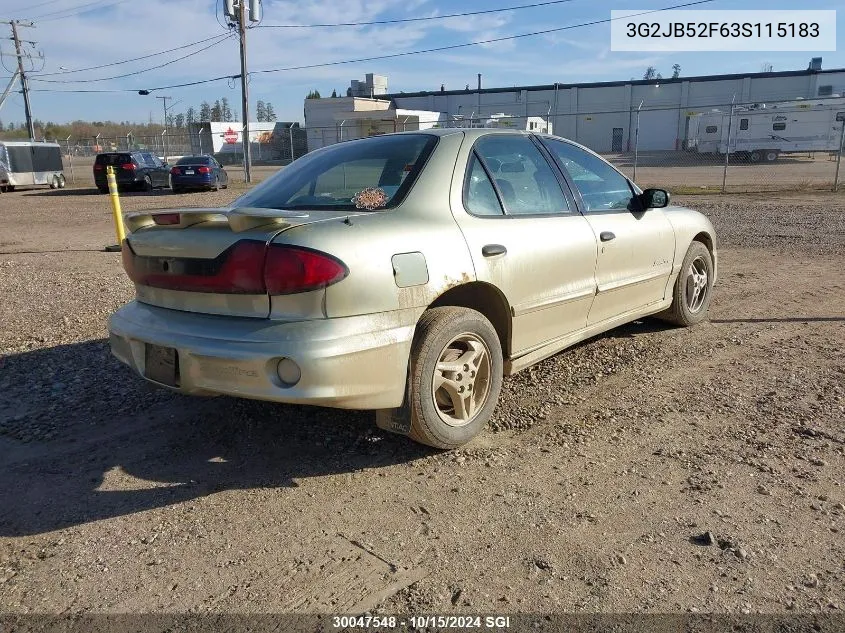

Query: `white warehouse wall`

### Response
(385, 68, 845, 153)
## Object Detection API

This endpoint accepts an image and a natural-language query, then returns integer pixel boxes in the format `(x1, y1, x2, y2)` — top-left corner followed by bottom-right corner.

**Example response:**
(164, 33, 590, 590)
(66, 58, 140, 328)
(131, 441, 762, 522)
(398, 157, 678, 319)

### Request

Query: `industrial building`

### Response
(304, 97, 445, 151)
(188, 121, 307, 162)
(304, 62, 845, 153)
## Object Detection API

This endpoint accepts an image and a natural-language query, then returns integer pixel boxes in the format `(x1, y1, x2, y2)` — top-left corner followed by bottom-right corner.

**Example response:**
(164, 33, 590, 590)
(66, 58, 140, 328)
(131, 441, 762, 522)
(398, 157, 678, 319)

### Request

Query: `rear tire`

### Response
(764, 150, 779, 163)
(143, 175, 153, 192)
(213, 176, 220, 192)
(58, 175, 66, 188)
(657, 241, 714, 327)
(50, 176, 60, 189)
(405, 307, 503, 450)
(749, 150, 762, 163)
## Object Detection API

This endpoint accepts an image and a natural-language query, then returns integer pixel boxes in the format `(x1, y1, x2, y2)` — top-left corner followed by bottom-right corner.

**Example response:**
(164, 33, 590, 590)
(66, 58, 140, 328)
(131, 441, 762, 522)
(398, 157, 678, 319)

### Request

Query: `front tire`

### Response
(658, 241, 714, 327)
(407, 307, 503, 449)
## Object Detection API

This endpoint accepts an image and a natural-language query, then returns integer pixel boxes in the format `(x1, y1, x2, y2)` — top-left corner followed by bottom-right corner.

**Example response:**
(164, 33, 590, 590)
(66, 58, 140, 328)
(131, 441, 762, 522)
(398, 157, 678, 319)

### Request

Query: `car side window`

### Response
(140, 153, 156, 168)
(542, 139, 636, 212)
(464, 153, 504, 216)
(473, 135, 571, 216)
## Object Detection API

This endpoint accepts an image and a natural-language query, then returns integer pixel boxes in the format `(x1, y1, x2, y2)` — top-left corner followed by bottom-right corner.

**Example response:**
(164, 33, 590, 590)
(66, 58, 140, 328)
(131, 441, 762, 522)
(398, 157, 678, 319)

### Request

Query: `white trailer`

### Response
(687, 98, 845, 163)
(0, 141, 66, 191)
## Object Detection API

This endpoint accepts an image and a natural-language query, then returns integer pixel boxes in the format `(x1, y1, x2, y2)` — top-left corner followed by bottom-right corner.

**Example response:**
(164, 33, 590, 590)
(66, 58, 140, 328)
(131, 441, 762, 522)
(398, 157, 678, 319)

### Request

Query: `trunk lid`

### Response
(123, 207, 363, 319)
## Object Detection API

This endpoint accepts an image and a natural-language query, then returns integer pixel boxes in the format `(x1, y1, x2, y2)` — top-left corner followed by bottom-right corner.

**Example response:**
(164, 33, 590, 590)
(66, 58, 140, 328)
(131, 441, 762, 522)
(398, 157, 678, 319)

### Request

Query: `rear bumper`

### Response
(94, 173, 144, 188)
(171, 175, 215, 189)
(108, 301, 417, 409)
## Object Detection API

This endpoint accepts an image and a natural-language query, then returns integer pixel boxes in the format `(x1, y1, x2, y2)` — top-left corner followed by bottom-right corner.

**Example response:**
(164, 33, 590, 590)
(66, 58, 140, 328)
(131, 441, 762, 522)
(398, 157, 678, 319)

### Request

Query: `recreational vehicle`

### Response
(687, 98, 845, 162)
(0, 141, 66, 192)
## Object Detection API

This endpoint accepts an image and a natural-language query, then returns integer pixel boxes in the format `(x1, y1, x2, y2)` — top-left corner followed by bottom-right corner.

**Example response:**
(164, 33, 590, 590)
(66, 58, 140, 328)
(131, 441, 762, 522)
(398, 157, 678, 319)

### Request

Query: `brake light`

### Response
(121, 241, 348, 295)
(170, 167, 181, 175)
(152, 213, 180, 225)
(197, 166, 211, 174)
(264, 245, 348, 295)
(121, 163, 136, 171)
(122, 240, 267, 294)
(94, 164, 104, 171)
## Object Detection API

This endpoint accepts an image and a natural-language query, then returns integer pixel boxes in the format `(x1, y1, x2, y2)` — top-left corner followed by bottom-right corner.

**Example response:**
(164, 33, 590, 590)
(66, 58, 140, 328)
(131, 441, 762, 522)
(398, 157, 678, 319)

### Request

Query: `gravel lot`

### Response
(0, 183, 844, 616)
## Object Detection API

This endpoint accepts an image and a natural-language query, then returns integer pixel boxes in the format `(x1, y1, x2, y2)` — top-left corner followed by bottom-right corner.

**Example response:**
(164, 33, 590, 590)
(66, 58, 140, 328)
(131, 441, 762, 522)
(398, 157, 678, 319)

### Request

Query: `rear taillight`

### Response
(121, 240, 348, 296)
(197, 166, 211, 174)
(122, 240, 266, 294)
(170, 167, 181, 175)
(122, 163, 136, 171)
(94, 164, 104, 171)
(152, 213, 180, 225)
(264, 245, 348, 295)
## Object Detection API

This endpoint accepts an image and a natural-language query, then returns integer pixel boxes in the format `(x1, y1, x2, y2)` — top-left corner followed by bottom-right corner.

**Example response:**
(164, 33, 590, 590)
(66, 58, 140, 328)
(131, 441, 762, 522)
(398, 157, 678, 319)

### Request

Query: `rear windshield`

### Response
(232, 134, 437, 211)
(95, 153, 132, 165)
(176, 156, 212, 165)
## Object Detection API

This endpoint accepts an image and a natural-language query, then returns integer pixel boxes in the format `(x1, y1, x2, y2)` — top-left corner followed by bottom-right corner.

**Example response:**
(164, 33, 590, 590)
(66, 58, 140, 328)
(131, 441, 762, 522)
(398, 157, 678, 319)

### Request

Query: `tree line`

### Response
(0, 95, 278, 141)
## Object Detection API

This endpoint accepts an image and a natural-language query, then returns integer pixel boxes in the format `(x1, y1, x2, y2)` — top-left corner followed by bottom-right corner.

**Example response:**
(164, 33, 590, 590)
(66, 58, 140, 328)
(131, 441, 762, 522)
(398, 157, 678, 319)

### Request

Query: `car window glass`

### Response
(542, 139, 635, 212)
(472, 135, 569, 215)
(95, 154, 131, 165)
(233, 134, 436, 211)
(140, 153, 157, 167)
(464, 153, 503, 216)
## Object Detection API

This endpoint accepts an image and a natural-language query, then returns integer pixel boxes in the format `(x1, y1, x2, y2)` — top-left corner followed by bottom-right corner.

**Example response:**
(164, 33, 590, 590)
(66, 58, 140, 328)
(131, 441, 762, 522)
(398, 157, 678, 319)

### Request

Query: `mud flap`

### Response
(375, 364, 413, 437)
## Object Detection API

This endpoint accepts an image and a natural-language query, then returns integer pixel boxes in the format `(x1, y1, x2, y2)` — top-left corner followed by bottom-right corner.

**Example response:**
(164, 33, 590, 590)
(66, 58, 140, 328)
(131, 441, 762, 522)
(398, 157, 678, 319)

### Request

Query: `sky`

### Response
(0, 0, 843, 126)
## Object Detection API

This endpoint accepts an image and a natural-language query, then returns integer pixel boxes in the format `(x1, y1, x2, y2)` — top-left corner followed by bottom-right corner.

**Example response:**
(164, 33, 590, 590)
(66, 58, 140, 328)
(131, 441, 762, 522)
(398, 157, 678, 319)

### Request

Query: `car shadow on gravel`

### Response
(0, 339, 432, 537)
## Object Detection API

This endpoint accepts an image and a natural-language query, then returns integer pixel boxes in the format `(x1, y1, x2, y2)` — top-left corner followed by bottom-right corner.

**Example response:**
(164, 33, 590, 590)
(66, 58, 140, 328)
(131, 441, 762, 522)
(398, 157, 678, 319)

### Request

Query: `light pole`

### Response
(834, 112, 845, 192)
(151, 95, 181, 162)
(155, 96, 171, 162)
(633, 100, 643, 182)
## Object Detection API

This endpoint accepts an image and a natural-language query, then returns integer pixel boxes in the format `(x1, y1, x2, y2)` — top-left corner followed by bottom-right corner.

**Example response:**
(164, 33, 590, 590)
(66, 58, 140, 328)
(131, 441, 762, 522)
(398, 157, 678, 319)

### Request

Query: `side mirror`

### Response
(639, 188, 670, 209)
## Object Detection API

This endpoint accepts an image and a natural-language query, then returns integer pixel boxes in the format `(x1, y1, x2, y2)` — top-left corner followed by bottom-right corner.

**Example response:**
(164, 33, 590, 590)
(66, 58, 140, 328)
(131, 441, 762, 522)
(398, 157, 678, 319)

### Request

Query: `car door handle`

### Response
(600, 231, 616, 242)
(482, 244, 507, 257)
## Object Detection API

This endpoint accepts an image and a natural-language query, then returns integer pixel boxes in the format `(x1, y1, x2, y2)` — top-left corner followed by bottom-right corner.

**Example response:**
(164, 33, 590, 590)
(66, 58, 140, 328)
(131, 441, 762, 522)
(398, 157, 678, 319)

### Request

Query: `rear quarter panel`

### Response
(269, 132, 476, 320)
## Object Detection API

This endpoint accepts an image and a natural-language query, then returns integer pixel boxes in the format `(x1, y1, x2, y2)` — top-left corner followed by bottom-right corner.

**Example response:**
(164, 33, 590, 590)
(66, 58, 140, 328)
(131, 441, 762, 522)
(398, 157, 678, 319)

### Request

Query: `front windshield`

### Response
(232, 134, 437, 211)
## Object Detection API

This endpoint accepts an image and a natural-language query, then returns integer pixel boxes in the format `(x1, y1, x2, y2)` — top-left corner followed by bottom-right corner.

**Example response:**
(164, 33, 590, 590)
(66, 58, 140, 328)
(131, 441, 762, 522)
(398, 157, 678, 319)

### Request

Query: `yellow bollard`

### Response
(104, 165, 126, 252)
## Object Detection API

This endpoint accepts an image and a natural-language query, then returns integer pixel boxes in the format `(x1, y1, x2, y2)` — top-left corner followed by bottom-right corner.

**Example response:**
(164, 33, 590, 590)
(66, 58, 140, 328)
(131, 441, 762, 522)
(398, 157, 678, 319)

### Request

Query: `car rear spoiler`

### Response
(123, 207, 310, 234)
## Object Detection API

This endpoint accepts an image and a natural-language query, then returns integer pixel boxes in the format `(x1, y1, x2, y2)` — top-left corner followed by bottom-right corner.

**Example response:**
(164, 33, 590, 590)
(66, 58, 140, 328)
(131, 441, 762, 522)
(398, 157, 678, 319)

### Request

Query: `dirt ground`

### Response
(0, 183, 844, 618)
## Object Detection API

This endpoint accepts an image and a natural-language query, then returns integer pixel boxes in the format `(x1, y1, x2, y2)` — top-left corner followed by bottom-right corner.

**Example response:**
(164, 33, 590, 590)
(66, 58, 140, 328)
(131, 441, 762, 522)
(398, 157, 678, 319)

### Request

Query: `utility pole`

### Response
(9, 20, 35, 140)
(238, 0, 252, 182)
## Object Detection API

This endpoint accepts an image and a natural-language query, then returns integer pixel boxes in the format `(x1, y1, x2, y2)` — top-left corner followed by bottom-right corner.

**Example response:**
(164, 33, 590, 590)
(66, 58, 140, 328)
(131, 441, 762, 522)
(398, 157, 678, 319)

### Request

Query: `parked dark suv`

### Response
(93, 151, 171, 193)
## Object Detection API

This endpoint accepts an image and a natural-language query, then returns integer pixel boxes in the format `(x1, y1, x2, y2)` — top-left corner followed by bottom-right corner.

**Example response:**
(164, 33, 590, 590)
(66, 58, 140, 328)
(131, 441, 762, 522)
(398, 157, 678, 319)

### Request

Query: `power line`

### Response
(32, 33, 231, 77)
(258, 0, 579, 29)
(29, 0, 717, 95)
(24, 0, 129, 22)
(252, 0, 716, 75)
(29, 34, 234, 83)
(7, 0, 65, 14)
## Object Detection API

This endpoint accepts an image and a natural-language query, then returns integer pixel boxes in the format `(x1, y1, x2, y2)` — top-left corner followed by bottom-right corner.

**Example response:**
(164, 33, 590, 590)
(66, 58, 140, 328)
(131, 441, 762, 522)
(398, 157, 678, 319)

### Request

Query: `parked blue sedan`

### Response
(170, 155, 229, 193)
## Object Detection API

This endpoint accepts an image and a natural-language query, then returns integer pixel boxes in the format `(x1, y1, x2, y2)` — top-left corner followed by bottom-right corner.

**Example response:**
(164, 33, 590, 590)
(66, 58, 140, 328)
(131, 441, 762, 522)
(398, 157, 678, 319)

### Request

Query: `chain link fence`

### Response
(48, 127, 305, 185)
(435, 99, 845, 194)
(42, 98, 845, 192)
